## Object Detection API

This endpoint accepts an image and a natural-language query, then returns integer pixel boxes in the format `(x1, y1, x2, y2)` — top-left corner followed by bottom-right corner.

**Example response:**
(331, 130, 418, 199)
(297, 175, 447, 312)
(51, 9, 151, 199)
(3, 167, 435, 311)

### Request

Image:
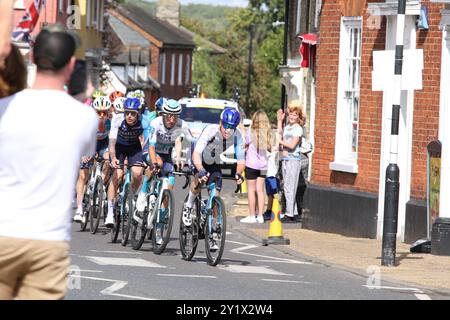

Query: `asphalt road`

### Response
(66, 178, 437, 301)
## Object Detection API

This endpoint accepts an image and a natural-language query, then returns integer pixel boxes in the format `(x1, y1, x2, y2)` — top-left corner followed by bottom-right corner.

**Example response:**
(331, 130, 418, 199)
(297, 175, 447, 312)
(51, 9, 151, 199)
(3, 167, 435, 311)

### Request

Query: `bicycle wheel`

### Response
(152, 189, 174, 255)
(110, 201, 121, 243)
(204, 196, 226, 266)
(79, 190, 90, 232)
(90, 176, 104, 234)
(121, 185, 133, 246)
(130, 208, 148, 250)
(179, 195, 200, 261)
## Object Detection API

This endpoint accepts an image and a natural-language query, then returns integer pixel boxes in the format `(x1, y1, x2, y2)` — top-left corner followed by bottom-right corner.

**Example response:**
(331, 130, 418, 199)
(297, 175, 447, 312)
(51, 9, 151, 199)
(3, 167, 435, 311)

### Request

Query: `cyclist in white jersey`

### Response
(181, 108, 245, 247)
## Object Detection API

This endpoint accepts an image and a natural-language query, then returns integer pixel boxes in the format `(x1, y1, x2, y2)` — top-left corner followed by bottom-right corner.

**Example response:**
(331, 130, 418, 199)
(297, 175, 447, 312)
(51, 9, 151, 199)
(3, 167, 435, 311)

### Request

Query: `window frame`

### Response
(330, 16, 363, 174)
(160, 52, 166, 85)
(185, 54, 191, 85)
(170, 53, 176, 86)
(178, 54, 183, 85)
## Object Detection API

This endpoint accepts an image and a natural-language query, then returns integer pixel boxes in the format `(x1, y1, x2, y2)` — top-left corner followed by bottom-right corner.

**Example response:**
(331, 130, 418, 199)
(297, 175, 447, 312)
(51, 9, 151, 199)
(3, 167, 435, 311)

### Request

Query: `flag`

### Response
(11, 0, 46, 43)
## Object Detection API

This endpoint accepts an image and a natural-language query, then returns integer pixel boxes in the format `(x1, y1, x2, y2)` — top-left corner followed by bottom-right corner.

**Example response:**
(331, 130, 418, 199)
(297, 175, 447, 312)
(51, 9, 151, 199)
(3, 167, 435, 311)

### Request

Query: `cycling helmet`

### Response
(92, 89, 104, 99)
(126, 90, 145, 108)
(161, 99, 182, 115)
(109, 91, 125, 103)
(123, 97, 141, 112)
(113, 97, 125, 113)
(92, 96, 111, 111)
(220, 108, 240, 129)
(155, 97, 168, 113)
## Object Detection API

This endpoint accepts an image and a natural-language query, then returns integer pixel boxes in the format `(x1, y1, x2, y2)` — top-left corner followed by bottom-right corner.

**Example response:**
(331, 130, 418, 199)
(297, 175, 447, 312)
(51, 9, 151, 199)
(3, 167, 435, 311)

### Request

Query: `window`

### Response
(295, 0, 302, 35)
(178, 54, 183, 85)
(330, 17, 362, 174)
(86, 0, 91, 27)
(185, 54, 191, 85)
(98, 0, 104, 31)
(92, 0, 98, 28)
(58, 0, 64, 13)
(160, 52, 166, 85)
(170, 54, 176, 86)
(14, 0, 26, 9)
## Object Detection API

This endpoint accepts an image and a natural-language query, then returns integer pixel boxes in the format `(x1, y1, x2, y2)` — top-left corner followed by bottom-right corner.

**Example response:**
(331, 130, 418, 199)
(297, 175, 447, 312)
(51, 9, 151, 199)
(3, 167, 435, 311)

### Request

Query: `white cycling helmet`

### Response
(113, 97, 125, 113)
(126, 90, 145, 108)
(92, 96, 111, 111)
(161, 99, 182, 115)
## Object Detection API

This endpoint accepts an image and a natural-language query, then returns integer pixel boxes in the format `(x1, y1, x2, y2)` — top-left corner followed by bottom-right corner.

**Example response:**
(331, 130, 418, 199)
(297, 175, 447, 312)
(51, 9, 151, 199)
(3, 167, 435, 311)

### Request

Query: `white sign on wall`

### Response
(372, 49, 424, 91)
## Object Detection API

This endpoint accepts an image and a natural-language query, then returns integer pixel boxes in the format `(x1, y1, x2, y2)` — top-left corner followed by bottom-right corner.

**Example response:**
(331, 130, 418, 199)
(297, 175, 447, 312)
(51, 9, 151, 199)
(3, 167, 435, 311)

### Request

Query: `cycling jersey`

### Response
(194, 124, 245, 166)
(142, 110, 158, 155)
(110, 116, 143, 146)
(149, 116, 192, 156)
(97, 118, 111, 141)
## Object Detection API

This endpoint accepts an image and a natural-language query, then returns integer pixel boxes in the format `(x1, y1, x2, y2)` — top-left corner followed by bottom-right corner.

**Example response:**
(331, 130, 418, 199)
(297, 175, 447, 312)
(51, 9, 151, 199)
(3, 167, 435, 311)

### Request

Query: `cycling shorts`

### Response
(194, 162, 222, 191)
(80, 138, 109, 169)
(114, 143, 143, 167)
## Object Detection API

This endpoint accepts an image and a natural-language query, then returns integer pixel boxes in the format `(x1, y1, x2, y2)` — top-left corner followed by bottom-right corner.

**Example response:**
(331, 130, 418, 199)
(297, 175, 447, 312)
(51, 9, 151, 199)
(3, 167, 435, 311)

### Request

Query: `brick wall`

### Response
(411, 1, 444, 199)
(313, 0, 444, 201)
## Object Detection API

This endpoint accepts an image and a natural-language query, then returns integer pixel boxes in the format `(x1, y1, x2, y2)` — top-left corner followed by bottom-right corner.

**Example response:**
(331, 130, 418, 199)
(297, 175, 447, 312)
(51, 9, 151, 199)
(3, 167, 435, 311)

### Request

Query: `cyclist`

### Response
(140, 99, 193, 244)
(109, 91, 125, 120)
(181, 108, 245, 249)
(106, 97, 145, 228)
(74, 96, 111, 223)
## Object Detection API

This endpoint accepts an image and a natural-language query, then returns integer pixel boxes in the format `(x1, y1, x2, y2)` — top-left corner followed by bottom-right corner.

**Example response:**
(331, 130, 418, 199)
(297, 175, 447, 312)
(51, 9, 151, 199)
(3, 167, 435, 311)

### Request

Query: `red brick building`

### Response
(108, 4, 195, 106)
(303, 0, 450, 243)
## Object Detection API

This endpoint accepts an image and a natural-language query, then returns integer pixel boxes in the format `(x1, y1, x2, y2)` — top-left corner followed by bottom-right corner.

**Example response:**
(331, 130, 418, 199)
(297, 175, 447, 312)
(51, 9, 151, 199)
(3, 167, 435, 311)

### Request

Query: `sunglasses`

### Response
(96, 111, 108, 116)
(222, 123, 236, 130)
(125, 111, 138, 116)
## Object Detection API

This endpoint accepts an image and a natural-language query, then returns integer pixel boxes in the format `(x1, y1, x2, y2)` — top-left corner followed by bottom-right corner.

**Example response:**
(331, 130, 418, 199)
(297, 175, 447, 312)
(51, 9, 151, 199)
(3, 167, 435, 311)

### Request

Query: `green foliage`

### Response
(125, 0, 284, 121)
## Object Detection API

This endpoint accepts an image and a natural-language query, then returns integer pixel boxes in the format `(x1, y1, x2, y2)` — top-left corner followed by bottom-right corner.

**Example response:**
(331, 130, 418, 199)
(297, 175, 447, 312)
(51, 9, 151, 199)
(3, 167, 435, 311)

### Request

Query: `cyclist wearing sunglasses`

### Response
(106, 97, 145, 227)
(74, 96, 111, 223)
(181, 108, 245, 229)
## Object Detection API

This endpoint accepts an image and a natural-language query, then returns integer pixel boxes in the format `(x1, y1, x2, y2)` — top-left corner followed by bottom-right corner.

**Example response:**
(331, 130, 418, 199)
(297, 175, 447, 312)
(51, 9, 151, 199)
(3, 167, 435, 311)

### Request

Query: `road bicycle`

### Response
(110, 164, 140, 246)
(130, 169, 189, 254)
(179, 174, 233, 266)
(79, 156, 108, 234)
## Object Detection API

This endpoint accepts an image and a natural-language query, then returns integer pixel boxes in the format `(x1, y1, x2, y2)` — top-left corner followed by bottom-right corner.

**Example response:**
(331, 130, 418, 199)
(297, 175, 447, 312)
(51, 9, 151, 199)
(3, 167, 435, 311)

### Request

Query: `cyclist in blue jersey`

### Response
(74, 96, 111, 223)
(181, 108, 245, 243)
(105, 97, 144, 228)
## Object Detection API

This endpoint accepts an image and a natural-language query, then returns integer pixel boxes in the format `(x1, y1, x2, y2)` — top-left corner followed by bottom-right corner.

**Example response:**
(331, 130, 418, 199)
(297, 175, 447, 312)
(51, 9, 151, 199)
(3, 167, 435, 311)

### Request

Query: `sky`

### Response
(145, 0, 248, 7)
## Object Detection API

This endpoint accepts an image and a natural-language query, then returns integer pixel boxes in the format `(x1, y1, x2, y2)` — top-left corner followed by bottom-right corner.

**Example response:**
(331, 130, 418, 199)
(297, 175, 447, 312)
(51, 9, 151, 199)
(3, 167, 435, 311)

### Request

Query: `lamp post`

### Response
(245, 23, 255, 114)
(381, 0, 406, 267)
(281, 0, 289, 112)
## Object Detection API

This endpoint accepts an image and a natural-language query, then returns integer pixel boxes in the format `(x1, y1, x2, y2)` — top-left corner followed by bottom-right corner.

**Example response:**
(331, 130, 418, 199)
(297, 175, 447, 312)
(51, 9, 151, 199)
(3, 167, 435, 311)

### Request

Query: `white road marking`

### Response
(217, 264, 292, 276)
(364, 285, 432, 300)
(69, 275, 156, 300)
(415, 294, 432, 300)
(90, 250, 142, 255)
(262, 279, 318, 285)
(156, 274, 217, 279)
(256, 259, 307, 264)
(227, 240, 312, 265)
(68, 269, 103, 273)
(84, 256, 166, 268)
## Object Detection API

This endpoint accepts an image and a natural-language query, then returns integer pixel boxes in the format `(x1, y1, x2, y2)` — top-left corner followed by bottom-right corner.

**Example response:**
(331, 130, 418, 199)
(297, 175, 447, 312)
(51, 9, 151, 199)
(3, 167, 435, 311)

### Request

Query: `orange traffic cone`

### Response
(262, 196, 290, 245)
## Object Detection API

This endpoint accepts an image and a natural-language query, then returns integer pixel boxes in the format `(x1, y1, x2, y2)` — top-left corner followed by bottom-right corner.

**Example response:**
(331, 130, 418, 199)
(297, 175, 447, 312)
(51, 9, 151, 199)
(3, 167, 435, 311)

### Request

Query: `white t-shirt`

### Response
(0, 89, 97, 242)
(281, 123, 303, 160)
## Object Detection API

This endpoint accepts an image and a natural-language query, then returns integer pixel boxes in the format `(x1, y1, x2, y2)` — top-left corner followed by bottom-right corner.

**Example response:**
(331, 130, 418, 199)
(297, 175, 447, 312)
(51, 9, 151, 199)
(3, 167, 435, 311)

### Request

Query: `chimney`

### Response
(156, 0, 181, 27)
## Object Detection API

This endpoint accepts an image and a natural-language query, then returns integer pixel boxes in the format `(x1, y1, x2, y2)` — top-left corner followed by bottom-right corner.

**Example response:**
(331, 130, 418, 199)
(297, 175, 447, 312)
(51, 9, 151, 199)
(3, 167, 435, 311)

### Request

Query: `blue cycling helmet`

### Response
(155, 97, 168, 112)
(123, 97, 141, 112)
(220, 108, 240, 129)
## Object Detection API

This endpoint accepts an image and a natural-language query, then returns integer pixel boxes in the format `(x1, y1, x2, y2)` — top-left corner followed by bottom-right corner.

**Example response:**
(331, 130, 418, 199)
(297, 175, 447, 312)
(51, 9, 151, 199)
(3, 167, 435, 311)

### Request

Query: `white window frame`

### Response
(178, 54, 183, 85)
(185, 54, 191, 85)
(14, 0, 26, 9)
(330, 17, 363, 174)
(98, 0, 104, 31)
(170, 53, 176, 86)
(86, 0, 91, 27)
(58, 0, 64, 13)
(91, 0, 98, 29)
(295, 0, 302, 35)
(160, 52, 166, 85)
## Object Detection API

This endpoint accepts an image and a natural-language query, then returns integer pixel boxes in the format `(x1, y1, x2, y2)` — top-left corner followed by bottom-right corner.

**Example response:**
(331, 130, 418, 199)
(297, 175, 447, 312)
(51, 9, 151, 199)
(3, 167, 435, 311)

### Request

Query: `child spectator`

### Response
(240, 110, 272, 224)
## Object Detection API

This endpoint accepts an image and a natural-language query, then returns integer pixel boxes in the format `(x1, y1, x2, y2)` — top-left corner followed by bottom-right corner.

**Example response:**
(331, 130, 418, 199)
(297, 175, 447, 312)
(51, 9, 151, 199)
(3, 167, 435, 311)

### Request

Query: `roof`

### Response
(108, 15, 151, 48)
(116, 4, 195, 48)
(178, 26, 226, 55)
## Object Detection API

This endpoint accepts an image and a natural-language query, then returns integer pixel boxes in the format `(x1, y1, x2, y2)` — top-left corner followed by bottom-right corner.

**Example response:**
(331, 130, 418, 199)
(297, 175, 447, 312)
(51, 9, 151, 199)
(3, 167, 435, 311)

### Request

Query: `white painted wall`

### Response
(377, 15, 416, 241)
(439, 26, 450, 218)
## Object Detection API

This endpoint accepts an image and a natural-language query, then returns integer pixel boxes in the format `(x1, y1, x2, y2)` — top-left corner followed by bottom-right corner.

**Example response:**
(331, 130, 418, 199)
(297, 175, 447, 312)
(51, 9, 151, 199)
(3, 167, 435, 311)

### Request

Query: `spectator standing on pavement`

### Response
(0, 24, 97, 299)
(0, 0, 14, 69)
(0, 44, 27, 98)
(277, 104, 306, 223)
(240, 110, 272, 224)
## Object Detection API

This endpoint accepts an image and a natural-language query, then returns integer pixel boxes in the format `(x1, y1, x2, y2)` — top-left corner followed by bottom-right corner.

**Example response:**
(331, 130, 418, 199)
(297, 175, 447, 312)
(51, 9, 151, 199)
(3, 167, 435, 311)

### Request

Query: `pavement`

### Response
(228, 194, 450, 295)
